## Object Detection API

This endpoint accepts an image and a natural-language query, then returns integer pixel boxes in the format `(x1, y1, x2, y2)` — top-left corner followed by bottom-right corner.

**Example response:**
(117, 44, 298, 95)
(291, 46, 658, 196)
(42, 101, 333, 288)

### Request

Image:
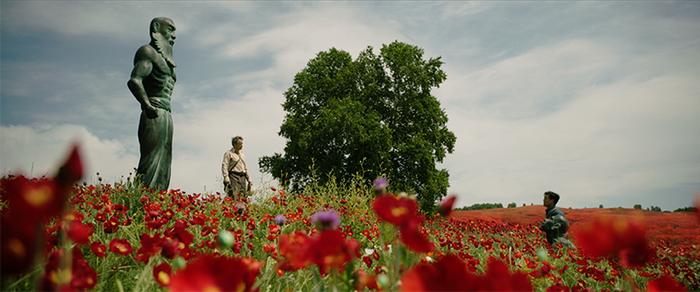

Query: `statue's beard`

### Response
(151, 32, 176, 67)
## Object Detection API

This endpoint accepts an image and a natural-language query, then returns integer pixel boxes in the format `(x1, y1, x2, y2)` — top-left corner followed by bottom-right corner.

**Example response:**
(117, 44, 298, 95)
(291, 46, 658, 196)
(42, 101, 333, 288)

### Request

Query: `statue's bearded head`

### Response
(149, 17, 176, 67)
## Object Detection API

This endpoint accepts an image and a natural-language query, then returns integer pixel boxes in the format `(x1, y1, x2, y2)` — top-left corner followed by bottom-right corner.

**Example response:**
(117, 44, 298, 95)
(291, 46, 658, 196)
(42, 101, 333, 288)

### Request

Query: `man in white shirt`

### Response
(222, 136, 251, 198)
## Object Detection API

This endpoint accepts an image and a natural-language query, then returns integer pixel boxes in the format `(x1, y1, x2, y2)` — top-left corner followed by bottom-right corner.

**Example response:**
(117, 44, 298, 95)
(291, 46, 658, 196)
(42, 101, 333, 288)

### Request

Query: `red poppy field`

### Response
(452, 206, 700, 251)
(1, 147, 699, 291)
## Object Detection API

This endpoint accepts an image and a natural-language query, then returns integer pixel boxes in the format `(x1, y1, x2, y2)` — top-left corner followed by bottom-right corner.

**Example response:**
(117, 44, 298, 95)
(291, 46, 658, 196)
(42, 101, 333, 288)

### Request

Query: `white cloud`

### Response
(218, 5, 408, 85)
(438, 39, 619, 119)
(438, 1, 490, 19)
(443, 72, 700, 209)
(3, 2, 158, 39)
(0, 124, 137, 183)
(1, 1, 255, 40)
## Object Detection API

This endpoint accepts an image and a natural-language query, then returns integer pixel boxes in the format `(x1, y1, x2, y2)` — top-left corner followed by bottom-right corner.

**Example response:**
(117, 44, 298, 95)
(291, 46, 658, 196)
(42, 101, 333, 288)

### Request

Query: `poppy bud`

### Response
(218, 230, 234, 249)
(377, 273, 390, 288)
(536, 248, 549, 261)
(438, 195, 457, 217)
(172, 256, 187, 269)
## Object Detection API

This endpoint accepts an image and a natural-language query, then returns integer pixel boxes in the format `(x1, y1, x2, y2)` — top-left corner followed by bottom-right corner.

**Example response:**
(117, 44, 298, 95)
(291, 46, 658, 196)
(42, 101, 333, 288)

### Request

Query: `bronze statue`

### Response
(127, 17, 177, 191)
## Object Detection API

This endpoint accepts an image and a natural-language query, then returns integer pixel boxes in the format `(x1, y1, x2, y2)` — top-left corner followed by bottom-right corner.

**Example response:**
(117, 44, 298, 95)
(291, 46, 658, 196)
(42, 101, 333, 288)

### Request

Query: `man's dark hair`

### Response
(231, 136, 244, 146)
(545, 191, 560, 205)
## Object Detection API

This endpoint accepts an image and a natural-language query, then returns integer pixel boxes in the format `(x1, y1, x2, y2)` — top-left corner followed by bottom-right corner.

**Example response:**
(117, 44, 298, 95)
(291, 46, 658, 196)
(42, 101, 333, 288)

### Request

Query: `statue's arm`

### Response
(127, 46, 157, 113)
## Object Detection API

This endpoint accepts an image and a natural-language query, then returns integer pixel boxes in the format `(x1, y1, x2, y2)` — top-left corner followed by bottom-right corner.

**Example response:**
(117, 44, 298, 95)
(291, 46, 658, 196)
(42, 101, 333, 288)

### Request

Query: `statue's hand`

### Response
(144, 104, 159, 118)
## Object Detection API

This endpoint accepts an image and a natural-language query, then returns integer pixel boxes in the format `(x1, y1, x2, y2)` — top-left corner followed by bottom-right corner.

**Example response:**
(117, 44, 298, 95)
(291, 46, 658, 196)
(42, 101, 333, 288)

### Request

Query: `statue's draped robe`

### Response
(137, 46, 176, 191)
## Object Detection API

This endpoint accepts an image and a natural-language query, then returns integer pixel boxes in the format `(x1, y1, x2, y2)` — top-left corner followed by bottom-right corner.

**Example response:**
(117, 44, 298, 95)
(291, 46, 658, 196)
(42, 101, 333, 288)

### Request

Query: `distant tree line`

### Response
(646, 205, 663, 212)
(451, 202, 696, 212)
(635, 205, 697, 212)
(455, 203, 504, 211)
(673, 206, 698, 212)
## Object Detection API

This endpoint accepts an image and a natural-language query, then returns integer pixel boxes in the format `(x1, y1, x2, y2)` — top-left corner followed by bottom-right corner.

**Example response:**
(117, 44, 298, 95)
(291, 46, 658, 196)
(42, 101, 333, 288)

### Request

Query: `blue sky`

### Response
(1, 1, 699, 209)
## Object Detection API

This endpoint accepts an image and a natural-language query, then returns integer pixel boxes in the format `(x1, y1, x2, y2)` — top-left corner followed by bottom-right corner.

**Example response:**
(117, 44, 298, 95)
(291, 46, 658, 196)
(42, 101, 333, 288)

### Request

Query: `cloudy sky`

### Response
(1, 1, 699, 209)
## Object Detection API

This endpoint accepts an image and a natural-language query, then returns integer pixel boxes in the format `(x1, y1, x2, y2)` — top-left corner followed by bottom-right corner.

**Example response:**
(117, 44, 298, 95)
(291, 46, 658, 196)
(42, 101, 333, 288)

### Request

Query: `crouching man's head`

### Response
(543, 191, 560, 209)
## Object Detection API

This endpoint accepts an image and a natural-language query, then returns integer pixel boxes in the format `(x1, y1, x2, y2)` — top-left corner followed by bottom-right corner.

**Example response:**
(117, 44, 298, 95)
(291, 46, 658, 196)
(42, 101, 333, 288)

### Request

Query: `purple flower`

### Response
(274, 214, 287, 225)
(373, 177, 389, 193)
(234, 202, 246, 215)
(310, 210, 340, 230)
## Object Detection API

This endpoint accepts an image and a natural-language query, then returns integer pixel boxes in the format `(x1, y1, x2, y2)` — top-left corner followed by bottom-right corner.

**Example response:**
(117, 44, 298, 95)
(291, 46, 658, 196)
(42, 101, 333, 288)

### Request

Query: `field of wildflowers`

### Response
(1, 146, 699, 291)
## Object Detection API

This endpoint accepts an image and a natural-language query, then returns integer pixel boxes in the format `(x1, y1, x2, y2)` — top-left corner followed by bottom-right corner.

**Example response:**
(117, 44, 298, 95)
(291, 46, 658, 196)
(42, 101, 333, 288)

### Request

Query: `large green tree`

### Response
(260, 41, 456, 211)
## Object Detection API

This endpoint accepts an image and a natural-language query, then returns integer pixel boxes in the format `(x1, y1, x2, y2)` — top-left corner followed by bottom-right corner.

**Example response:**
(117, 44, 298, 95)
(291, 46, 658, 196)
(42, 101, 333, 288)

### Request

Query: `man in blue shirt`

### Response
(540, 191, 575, 248)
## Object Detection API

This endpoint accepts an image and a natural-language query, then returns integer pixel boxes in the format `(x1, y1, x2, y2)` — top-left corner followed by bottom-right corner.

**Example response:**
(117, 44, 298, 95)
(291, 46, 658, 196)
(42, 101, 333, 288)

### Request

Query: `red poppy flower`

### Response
(109, 238, 133, 256)
(153, 263, 172, 287)
(167, 219, 194, 246)
(573, 218, 655, 267)
(40, 247, 97, 291)
(67, 220, 94, 245)
(438, 195, 457, 217)
(103, 216, 120, 233)
(401, 254, 475, 291)
(646, 275, 686, 292)
(278, 232, 311, 271)
(40, 249, 67, 289)
(695, 195, 700, 223)
(169, 254, 260, 292)
(0, 174, 72, 276)
(476, 257, 532, 291)
(1, 145, 81, 229)
(146, 217, 168, 230)
(63, 211, 85, 223)
(136, 234, 164, 262)
(1, 176, 61, 223)
(401, 255, 532, 291)
(263, 243, 276, 255)
(619, 243, 656, 268)
(70, 259, 98, 290)
(355, 270, 380, 291)
(372, 194, 419, 226)
(161, 237, 181, 259)
(305, 229, 359, 275)
(399, 218, 434, 253)
(54, 144, 84, 187)
(546, 283, 569, 292)
(90, 242, 107, 257)
(0, 222, 36, 276)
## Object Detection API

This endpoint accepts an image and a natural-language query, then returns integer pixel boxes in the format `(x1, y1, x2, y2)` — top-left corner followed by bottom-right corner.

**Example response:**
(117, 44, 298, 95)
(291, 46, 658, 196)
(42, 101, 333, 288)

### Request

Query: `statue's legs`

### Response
(136, 109, 173, 191)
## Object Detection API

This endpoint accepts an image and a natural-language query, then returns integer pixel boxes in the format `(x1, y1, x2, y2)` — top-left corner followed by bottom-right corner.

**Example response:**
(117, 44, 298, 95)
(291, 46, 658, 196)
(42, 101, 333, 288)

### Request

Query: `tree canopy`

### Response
(259, 41, 456, 211)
